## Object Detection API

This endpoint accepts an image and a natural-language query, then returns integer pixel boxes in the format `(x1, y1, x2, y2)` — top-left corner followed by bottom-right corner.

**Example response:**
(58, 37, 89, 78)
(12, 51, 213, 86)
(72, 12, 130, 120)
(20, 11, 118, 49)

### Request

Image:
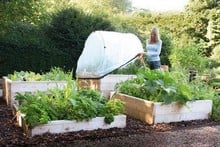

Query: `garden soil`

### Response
(1, 97, 220, 147)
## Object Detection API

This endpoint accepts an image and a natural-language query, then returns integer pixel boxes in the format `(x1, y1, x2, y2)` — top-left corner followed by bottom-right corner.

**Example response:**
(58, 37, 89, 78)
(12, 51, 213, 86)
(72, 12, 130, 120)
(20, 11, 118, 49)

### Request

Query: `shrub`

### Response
(169, 42, 208, 72)
(210, 44, 220, 63)
(45, 8, 114, 76)
(0, 22, 68, 76)
(160, 32, 173, 66)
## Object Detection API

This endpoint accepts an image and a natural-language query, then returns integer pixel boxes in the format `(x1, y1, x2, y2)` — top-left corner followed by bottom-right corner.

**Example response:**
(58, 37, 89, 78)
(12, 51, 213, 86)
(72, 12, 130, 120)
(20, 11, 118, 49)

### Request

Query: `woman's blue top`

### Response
(146, 40, 162, 61)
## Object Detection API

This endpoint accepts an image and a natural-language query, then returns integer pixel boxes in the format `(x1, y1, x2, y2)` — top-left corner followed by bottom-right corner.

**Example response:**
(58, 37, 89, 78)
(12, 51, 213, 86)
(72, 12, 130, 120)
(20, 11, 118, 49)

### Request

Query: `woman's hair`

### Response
(149, 27, 160, 44)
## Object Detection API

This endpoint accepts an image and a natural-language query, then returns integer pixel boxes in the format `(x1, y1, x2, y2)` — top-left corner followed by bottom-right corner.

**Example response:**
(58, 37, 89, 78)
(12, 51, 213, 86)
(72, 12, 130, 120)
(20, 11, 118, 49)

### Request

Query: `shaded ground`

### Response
(1, 97, 220, 147)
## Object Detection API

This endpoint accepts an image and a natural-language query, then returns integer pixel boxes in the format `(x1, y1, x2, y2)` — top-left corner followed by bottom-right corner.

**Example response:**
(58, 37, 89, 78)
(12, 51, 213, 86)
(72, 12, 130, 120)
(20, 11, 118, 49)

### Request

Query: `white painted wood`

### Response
(3, 77, 68, 107)
(153, 100, 212, 115)
(10, 81, 67, 92)
(25, 115, 126, 136)
(154, 112, 209, 124)
(111, 93, 213, 124)
(153, 100, 212, 123)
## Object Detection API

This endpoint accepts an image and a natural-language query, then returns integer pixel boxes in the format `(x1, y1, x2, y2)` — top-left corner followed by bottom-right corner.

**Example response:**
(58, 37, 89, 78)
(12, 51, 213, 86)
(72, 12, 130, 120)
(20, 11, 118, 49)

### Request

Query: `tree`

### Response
(0, 0, 48, 25)
(109, 0, 132, 13)
(72, 0, 132, 15)
(206, 8, 220, 48)
(185, 0, 220, 56)
(211, 44, 220, 63)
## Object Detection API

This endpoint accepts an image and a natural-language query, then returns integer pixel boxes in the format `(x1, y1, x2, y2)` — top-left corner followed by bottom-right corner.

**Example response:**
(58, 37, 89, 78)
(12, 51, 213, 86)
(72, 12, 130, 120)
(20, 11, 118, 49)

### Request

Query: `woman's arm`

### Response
(155, 40, 162, 56)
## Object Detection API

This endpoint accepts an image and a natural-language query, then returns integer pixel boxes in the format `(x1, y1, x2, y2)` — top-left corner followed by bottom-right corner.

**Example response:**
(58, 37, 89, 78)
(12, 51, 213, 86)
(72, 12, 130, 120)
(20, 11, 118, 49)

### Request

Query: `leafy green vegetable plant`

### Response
(211, 96, 220, 121)
(115, 68, 192, 104)
(15, 82, 124, 128)
(115, 67, 216, 105)
(8, 67, 72, 81)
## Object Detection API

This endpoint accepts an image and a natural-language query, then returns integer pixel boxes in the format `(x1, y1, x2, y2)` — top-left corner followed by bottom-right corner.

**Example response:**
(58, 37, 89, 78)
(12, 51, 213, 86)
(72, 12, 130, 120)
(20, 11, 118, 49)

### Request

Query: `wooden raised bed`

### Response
(2, 77, 68, 107)
(77, 74, 135, 98)
(13, 104, 126, 137)
(24, 115, 126, 137)
(110, 92, 212, 124)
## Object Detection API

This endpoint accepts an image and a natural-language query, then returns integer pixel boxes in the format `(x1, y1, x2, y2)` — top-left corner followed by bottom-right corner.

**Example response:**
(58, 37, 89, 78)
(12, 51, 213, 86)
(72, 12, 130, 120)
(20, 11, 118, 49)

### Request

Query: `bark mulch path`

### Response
(1, 97, 220, 147)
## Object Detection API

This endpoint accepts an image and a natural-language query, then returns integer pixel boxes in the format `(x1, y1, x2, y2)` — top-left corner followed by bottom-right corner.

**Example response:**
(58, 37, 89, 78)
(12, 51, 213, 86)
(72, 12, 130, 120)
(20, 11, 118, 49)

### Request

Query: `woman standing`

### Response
(146, 27, 162, 70)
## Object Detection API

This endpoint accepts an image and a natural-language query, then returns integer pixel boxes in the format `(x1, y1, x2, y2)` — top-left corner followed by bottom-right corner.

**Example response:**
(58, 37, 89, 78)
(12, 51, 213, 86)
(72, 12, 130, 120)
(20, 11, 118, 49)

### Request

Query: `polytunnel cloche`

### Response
(76, 31, 144, 79)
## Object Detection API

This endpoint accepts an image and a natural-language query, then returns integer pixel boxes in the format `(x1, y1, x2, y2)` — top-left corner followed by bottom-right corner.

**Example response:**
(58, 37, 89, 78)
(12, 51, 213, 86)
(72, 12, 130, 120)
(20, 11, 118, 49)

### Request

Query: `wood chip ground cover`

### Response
(1, 98, 220, 146)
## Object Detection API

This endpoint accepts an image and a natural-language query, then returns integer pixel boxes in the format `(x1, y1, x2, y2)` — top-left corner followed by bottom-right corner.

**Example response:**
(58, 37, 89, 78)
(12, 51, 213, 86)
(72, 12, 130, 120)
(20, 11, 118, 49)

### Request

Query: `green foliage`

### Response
(0, 0, 47, 27)
(199, 71, 220, 121)
(74, 0, 132, 14)
(211, 96, 220, 121)
(213, 67, 220, 74)
(94, 98, 125, 123)
(0, 22, 69, 76)
(104, 99, 125, 115)
(8, 71, 42, 81)
(115, 68, 193, 104)
(189, 79, 216, 100)
(0, 6, 115, 77)
(169, 43, 208, 72)
(206, 10, 220, 51)
(160, 32, 173, 66)
(109, 0, 132, 13)
(15, 83, 124, 127)
(115, 67, 218, 105)
(16, 92, 59, 127)
(1, 0, 220, 84)
(45, 7, 114, 75)
(211, 44, 220, 63)
(112, 60, 141, 74)
(7, 67, 72, 81)
(202, 69, 220, 121)
(185, 0, 220, 56)
(103, 99, 124, 123)
(2, 0, 220, 122)
(42, 67, 72, 81)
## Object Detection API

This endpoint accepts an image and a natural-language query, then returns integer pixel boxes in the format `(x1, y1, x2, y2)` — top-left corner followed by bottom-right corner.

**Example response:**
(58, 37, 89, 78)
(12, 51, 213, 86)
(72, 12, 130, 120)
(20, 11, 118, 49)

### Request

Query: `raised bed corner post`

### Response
(77, 78, 101, 91)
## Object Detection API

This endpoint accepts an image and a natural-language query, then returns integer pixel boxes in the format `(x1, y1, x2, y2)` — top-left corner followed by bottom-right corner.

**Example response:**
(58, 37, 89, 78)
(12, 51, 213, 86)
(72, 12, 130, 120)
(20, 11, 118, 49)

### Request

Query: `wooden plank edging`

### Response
(110, 92, 212, 124)
(13, 104, 126, 137)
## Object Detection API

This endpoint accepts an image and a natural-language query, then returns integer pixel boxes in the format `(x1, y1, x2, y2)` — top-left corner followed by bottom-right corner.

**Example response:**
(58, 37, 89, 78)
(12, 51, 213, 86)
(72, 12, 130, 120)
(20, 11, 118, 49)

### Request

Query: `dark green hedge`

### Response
(0, 7, 114, 77)
(0, 22, 69, 76)
(45, 8, 114, 76)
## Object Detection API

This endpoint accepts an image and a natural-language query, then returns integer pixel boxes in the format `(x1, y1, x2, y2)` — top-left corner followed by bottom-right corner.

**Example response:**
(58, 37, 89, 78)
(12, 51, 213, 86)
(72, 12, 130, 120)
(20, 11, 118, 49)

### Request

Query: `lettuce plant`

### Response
(8, 67, 72, 81)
